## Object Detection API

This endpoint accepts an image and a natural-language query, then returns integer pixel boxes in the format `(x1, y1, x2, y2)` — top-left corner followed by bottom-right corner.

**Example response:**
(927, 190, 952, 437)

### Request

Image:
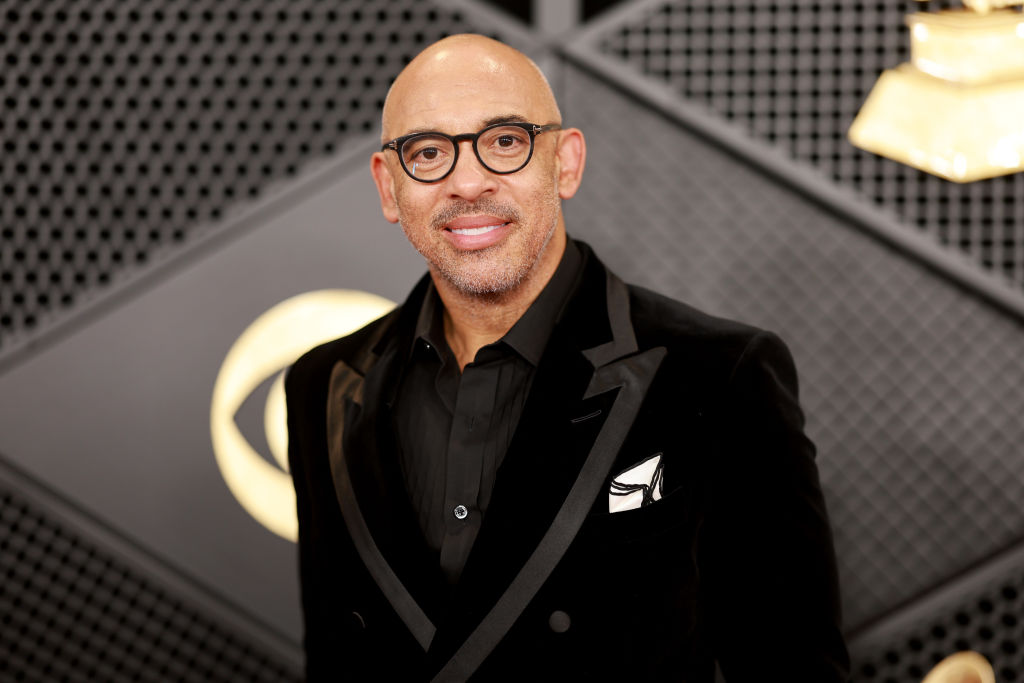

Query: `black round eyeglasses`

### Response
(381, 122, 561, 183)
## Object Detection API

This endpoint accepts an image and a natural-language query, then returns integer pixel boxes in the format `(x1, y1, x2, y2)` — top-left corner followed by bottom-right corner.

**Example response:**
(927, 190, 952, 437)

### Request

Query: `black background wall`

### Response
(1, 0, 1023, 680)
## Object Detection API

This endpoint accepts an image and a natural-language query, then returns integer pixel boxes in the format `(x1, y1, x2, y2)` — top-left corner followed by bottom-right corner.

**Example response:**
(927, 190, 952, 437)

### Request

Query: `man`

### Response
(286, 34, 849, 682)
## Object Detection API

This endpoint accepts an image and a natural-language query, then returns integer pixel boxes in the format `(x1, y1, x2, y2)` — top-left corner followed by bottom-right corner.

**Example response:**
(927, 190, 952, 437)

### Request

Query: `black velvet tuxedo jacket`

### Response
(286, 242, 850, 682)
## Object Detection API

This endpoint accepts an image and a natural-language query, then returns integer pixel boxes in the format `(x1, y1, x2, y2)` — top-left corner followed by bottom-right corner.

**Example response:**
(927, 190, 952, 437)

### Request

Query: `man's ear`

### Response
(554, 128, 586, 200)
(370, 152, 401, 223)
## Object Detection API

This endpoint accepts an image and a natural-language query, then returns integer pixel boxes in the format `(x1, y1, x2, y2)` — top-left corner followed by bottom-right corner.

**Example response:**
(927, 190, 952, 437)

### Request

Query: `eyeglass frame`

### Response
(381, 122, 562, 183)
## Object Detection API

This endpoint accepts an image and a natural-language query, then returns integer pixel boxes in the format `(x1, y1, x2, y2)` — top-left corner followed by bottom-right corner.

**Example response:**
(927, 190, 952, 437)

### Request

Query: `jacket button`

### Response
(350, 611, 366, 630)
(548, 610, 571, 633)
(453, 504, 468, 520)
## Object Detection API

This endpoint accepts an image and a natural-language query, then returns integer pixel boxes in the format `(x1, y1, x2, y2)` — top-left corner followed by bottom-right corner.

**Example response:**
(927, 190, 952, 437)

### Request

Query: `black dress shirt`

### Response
(394, 240, 583, 584)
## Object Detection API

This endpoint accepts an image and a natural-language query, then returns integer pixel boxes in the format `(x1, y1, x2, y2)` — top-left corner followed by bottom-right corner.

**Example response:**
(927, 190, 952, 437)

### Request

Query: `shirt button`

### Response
(453, 504, 468, 520)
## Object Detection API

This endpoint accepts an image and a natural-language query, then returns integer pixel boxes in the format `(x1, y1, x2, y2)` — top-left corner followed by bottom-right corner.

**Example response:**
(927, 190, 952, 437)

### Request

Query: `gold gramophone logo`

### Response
(210, 290, 395, 541)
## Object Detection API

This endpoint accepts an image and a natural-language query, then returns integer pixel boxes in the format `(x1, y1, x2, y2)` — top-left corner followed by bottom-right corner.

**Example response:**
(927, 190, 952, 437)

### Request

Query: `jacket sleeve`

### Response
(703, 331, 850, 681)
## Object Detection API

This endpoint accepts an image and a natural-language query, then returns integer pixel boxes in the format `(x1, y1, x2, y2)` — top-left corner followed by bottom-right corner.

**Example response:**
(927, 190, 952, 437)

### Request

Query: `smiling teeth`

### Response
(451, 224, 503, 236)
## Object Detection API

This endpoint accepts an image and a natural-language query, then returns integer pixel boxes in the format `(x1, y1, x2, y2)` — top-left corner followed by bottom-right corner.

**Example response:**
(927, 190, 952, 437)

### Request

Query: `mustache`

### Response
(430, 199, 523, 230)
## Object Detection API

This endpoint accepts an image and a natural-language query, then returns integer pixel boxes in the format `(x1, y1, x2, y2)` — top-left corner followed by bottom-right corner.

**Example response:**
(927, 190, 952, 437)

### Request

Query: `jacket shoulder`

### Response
(286, 308, 399, 396)
(627, 285, 767, 352)
(626, 283, 799, 390)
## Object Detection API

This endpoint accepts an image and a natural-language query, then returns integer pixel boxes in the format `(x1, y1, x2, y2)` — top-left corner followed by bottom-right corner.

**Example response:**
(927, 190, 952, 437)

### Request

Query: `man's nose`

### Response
(445, 141, 497, 200)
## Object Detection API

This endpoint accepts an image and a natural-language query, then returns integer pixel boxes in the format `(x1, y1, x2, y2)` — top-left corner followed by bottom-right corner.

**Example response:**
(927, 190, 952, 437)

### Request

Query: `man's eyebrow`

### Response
(481, 114, 529, 127)
(396, 114, 531, 138)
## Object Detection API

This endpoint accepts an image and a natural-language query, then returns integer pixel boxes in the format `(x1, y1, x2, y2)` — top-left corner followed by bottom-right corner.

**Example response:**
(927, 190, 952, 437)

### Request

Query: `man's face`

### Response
(372, 43, 574, 297)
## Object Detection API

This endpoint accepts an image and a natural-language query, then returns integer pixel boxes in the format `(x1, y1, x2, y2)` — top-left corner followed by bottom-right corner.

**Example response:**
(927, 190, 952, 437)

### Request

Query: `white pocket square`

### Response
(608, 453, 664, 513)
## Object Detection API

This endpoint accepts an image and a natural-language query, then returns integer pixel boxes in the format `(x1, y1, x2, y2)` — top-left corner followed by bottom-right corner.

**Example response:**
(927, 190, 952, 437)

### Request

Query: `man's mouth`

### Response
(449, 223, 509, 236)
(441, 214, 514, 250)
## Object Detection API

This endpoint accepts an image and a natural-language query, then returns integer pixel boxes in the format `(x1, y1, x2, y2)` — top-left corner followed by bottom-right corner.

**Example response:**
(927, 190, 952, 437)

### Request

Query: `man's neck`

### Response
(433, 230, 567, 370)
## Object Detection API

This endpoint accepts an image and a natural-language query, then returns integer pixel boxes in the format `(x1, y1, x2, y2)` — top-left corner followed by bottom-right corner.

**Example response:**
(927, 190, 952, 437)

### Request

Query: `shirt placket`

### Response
(438, 362, 495, 582)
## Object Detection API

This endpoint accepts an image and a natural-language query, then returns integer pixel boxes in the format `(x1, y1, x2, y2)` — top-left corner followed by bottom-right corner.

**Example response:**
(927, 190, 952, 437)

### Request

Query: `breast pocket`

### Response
(566, 484, 701, 612)
(582, 483, 692, 544)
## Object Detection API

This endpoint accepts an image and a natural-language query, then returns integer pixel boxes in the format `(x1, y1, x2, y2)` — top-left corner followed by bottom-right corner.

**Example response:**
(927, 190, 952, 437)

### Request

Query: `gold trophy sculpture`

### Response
(848, 0, 1024, 182)
(920, 651, 995, 683)
(966, 0, 1023, 14)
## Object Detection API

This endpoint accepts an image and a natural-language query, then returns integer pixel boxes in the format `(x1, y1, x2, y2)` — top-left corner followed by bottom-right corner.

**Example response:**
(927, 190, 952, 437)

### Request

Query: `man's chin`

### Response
(441, 271, 524, 297)
(433, 260, 528, 297)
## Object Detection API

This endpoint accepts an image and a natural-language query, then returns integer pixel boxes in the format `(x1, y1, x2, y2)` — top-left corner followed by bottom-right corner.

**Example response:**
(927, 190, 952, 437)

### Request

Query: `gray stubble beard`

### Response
(400, 194, 561, 297)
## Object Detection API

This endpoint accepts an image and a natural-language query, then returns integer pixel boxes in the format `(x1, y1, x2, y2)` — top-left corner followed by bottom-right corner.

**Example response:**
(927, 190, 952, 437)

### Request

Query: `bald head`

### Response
(381, 34, 561, 141)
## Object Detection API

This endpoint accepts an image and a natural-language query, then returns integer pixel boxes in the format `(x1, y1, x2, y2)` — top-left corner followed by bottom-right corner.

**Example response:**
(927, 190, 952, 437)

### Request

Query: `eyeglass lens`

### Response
(401, 125, 534, 180)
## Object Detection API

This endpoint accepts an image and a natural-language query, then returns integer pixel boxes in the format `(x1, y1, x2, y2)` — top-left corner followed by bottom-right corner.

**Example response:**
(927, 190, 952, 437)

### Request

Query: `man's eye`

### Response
(485, 131, 528, 156)
(407, 145, 448, 166)
(494, 134, 527, 148)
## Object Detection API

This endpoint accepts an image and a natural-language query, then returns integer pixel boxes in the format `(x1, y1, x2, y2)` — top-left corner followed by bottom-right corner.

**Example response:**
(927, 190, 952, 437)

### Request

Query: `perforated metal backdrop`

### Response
(598, 0, 1024, 292)
(3, 0, 1024, 681)
(0, 480, 302, 683)
(0, 0, 480, 351)
(852, 564, 1024, 683)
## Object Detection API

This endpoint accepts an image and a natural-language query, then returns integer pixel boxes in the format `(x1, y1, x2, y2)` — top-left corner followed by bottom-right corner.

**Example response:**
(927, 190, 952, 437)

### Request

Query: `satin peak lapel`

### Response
(326, 351, 438, 652)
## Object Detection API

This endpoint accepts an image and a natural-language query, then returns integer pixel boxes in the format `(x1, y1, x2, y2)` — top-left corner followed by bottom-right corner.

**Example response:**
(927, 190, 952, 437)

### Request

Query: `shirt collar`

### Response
(411, 238, 584, 367)
(500, 238, 582, 365)
(412, 280, 447, 358)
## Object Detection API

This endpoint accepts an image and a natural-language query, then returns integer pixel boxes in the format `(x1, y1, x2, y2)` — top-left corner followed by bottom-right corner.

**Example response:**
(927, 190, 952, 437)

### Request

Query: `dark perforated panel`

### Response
(851, 569, 1024, 683)
(475, 0, 633, 24)
(596, 0, 1024, 292)
(561, 61, 1024, 632)
(0, 0, 476, 351)
(477, 0, 533, 24)
(0, 484, 301, 683)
